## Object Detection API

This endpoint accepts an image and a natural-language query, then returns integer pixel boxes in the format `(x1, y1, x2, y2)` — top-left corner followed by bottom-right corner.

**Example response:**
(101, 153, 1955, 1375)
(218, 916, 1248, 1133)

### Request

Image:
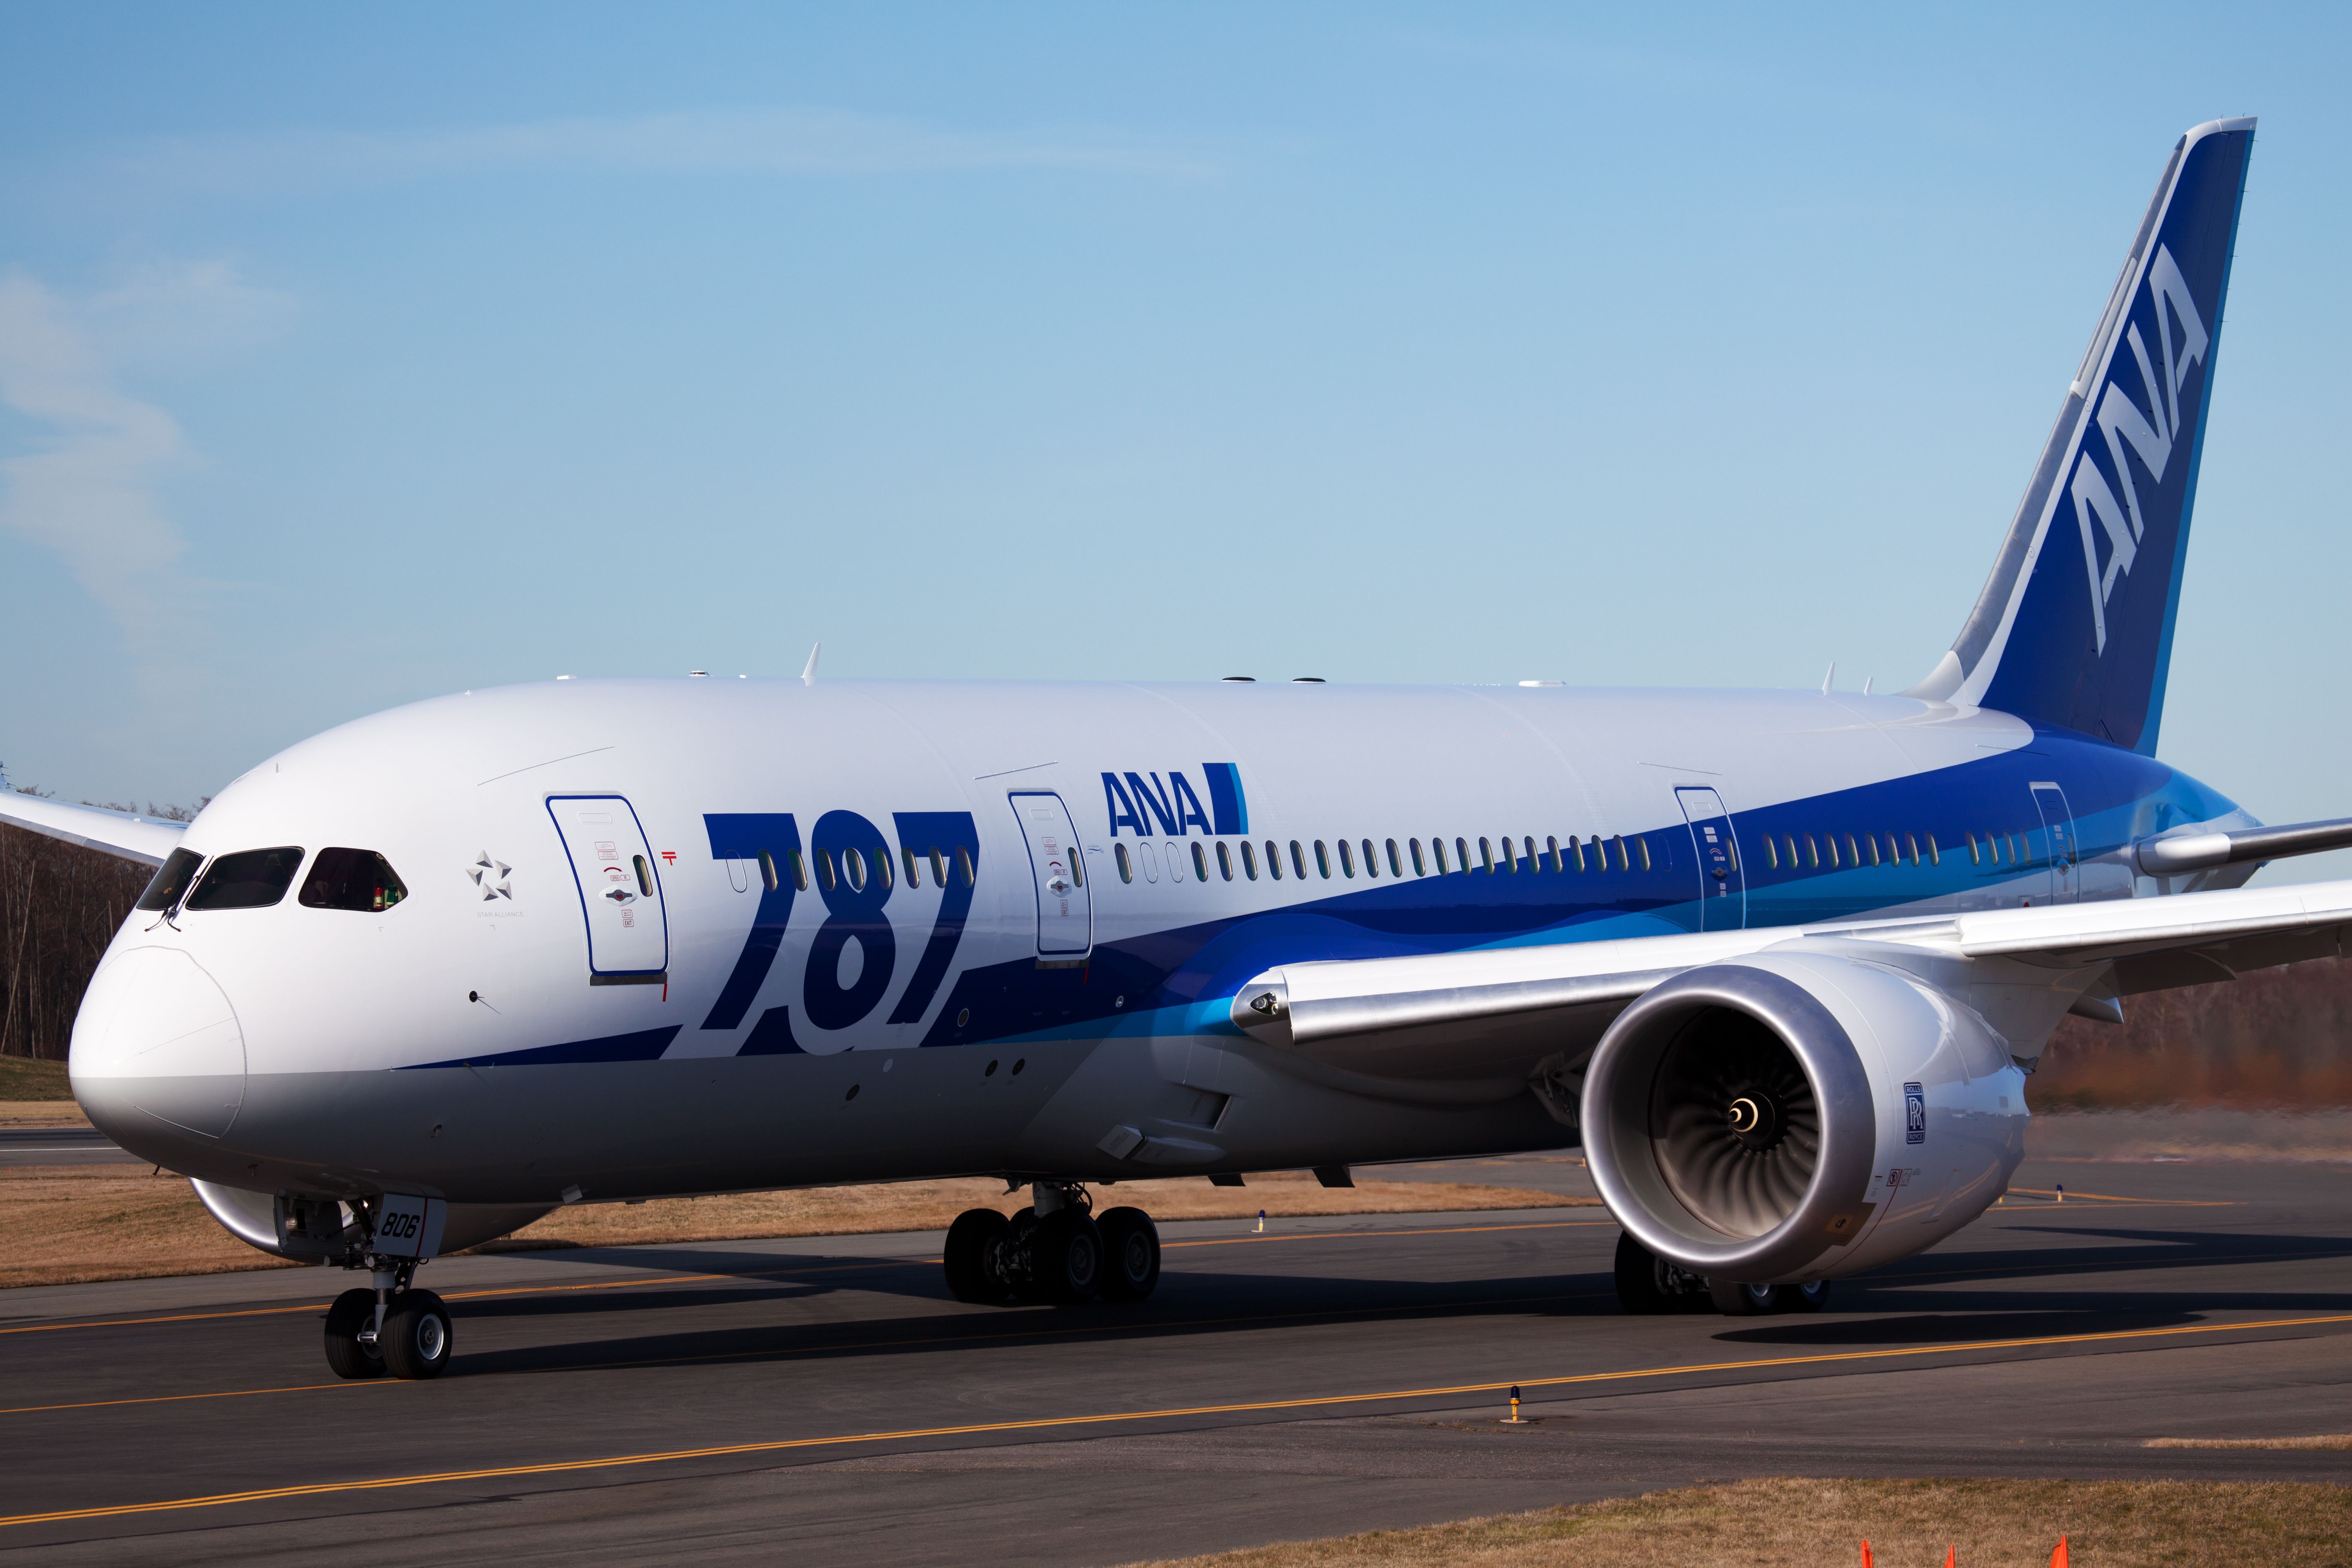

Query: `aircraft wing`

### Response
(0, 790, 185, 867)
(1228, 878, 2352, 1083)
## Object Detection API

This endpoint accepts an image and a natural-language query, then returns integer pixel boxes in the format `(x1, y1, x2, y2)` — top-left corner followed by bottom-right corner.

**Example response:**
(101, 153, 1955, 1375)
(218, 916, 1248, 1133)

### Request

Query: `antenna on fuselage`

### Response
(1821, 662, 1836, 695)
(801, 642, 821, 686)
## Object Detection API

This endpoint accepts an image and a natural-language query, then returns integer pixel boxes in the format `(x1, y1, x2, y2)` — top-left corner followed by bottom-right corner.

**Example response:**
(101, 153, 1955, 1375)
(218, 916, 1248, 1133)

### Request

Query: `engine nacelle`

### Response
(1580, 952, 2028, 1284)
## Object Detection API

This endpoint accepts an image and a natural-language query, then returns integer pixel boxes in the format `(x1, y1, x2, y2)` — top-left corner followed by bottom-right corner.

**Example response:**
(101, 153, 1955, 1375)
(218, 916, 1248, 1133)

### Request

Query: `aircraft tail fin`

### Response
(1907, 118, 2255, 755)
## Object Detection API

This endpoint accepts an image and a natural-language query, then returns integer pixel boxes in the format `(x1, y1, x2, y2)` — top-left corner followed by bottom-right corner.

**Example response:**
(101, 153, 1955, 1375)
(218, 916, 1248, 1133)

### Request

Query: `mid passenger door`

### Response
(2030, 783, 2080, 905)
(547, 795, 669, 983)
(1675, 787, 1745, 930)
(1010, 792, 1092, 958)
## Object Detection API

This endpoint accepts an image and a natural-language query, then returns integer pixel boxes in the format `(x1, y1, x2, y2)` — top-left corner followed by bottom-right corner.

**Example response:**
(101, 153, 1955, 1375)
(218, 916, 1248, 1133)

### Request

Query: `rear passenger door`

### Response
(547, 795, 669, 983)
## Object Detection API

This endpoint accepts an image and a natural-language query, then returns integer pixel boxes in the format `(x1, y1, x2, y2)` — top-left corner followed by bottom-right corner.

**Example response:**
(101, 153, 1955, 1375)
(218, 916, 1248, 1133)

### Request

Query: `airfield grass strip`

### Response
(1117, 1478, 2352, 1568)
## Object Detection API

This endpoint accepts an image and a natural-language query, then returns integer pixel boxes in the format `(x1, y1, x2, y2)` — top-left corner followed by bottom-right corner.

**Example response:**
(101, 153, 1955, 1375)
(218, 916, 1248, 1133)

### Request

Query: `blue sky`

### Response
(4, 5, 2349, 874)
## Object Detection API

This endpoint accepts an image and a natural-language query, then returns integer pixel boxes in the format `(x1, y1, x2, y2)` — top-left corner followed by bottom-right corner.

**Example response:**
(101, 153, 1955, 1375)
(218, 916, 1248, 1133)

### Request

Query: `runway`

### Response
(0, 1153, 2347, 1565)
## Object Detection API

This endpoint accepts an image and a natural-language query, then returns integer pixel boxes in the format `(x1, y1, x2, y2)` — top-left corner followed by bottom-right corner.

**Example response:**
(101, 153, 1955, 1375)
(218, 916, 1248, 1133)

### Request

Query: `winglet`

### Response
(801, 642, 821, 686)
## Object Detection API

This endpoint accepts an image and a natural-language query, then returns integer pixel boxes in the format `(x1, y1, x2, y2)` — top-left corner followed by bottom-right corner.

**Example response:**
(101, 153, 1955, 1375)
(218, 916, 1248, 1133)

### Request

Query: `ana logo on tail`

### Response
(2071, 243, 2210, 652)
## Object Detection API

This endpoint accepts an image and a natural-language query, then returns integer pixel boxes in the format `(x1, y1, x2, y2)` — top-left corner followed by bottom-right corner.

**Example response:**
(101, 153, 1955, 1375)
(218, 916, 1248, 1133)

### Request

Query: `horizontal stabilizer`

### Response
(2134, 816, 2352, 877)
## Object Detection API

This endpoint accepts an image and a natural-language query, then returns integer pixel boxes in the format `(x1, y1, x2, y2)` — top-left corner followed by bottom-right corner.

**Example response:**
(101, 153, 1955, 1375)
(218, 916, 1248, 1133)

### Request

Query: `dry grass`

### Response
(0, 1099, 90, 1127)
(1119, 1478, 2352, 1568)
(0, 1054, 73, 1101)
(0, 1164, 302, 1288)
(0, 1163, 1582, 1287)
(473, 1172, 1588, 1252)
(2145, 1435, 2352, 1450)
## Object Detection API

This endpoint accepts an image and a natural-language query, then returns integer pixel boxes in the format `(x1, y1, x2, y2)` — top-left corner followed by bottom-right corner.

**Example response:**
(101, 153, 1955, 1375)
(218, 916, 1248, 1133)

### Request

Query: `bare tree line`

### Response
(0, 794, 198, 1062)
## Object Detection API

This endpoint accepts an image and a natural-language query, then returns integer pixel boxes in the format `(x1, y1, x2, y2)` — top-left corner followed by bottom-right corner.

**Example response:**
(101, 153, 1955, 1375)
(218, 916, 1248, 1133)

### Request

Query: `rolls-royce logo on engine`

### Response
(1903, 1081, 1926, 1144)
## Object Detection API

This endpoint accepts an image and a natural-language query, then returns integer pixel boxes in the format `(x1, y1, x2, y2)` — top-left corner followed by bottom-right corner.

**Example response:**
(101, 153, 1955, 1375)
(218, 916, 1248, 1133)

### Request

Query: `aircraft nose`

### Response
(70, 947, 247, 1143)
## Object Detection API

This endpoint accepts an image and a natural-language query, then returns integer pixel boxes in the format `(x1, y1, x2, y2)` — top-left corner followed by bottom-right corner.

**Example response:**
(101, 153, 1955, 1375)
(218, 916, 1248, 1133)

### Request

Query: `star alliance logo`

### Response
(469, 853, 513, 901)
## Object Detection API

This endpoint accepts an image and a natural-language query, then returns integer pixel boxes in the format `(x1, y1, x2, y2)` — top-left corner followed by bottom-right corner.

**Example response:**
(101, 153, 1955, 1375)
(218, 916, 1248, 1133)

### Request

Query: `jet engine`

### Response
(1579, 951, 2028, 1288)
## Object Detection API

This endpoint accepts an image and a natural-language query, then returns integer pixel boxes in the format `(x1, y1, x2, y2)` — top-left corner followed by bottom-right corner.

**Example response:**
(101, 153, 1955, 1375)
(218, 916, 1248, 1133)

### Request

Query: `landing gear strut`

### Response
(321, 1233, 455, 1380)
(944, 1182, 1160, 1306)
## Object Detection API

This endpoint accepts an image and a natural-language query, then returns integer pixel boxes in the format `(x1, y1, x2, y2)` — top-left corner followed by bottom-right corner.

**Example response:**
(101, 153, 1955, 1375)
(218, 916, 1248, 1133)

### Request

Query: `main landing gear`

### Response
(943, 1182, 1161, 1306)
(323, 1258, 454, 1380)
(1612, 1233, 1829, 1317)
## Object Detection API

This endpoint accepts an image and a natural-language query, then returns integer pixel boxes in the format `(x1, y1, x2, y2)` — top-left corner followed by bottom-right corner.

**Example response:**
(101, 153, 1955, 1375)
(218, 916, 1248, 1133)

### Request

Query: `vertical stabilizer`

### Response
(1907, 119, 2254, 755)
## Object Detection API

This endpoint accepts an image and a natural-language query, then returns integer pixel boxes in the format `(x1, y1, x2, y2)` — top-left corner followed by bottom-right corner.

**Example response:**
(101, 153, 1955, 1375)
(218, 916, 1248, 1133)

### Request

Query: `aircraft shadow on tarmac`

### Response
(431, 1222, 2352, 1378)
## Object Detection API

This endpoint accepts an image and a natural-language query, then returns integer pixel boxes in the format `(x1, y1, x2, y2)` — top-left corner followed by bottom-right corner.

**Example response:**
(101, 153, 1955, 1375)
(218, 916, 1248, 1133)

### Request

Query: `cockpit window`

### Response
(135, 848, 207, 912)
(184, 846, 305, 911)
(299, 848, 410, 912)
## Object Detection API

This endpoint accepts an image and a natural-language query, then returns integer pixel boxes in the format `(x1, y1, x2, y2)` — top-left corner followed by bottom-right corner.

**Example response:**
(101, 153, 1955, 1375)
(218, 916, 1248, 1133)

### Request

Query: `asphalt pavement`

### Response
(0, 1154, 2346, 1565)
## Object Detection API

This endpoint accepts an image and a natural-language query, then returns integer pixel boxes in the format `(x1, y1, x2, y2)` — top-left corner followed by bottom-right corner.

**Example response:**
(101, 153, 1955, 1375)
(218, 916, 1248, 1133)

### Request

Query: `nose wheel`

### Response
(322, 1261, 454, 1380)
(943, 1184, 1161, 1306)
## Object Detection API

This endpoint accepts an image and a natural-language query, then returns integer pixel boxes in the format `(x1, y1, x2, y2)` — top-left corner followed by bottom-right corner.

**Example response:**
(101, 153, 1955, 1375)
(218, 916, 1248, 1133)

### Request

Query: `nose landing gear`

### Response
(943, 1182, 1161, 1306)
(322, 1255, 454, 1381)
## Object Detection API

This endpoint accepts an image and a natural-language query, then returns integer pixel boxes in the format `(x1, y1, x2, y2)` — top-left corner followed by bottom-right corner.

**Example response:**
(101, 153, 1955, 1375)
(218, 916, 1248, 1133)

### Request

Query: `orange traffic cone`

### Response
(2051, 1535, 2068, 1568)
(1859, 1542, 1874, 1568)
(1946, 1548, 1956, 1567)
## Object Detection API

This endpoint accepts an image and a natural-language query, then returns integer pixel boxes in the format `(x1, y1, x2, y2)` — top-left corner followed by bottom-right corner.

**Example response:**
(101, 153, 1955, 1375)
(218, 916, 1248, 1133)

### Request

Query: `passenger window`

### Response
(902, 846, 921, 887)
(1495, 837, 1512, 873)
(1216, 841, 1234, 881)
(1764, 837, 1779, 871)
(1168, 841, 1188, 883)
(1636, 836, 1652, 872)
(1433, 838, 1450, 874)
(1139, 841, 1162, 882)
(1411, 838, 1427, 876)
(1265, 840, 1282, 880)
(1864, 836, 1880, 868)
(1116, 843, 1134, 883)
(1925, 833, 1939, 867)
(758, 850, 780, 892)
(1523, 836, 1537, 870)
(954, 846, 974, 887)
(931, 848, 947, 887)
(1241, 840, 1259, 880)
(1290, 840, 1307, 879)
(844, 848, 867, 892)
(185, 846, 304, 911)
(1386, 838, 1401, 877)
(1905, 833, 1920, 867)
(136, 847, 206, 912)
(1545, 836, 1560, 873)
(1361, 838, 1377, 879)
(1725, 838, 1738, 872)
(1315, 840, 1331, 878)
(1843, 833, 1859, 867)
(1190, 842, 1208, 881)
(790, 849, 812, 891)
(1804, 834, 1819, 869)
(1338, 839, 1356, 878)
(1066, 846, 1082, 888)
(2012, 833, 2027, 865)
(1568, 836, 1585, 872)
(298, 848, 409, 912)
(1458, 837, 1473, 873)
(1966, 831, 1980, 866)
(635, 853, 657, 896)
(817, 849, 838, 892)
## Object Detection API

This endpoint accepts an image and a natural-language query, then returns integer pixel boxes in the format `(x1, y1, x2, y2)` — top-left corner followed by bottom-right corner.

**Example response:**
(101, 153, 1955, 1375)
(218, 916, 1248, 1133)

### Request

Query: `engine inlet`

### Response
(1648, 1008, 1820, 1238)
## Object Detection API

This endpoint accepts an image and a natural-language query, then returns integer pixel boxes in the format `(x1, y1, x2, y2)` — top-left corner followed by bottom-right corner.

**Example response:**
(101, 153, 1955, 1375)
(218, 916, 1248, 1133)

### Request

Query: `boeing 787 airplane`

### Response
(9, 116, 2344, 1382)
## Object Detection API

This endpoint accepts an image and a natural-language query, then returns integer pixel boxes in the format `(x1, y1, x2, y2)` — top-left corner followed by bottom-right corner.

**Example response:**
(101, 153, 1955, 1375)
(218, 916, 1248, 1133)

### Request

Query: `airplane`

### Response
(8, 115, 2348, 1382)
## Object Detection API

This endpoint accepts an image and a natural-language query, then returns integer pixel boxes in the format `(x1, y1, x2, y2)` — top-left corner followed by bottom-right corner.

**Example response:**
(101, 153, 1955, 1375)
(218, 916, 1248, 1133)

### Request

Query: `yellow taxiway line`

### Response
(6, 1311, 2349, 1531)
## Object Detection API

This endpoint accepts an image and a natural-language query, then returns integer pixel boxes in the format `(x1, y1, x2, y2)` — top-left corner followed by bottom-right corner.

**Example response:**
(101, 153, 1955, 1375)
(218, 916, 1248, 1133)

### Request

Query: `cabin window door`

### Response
(2029, 784, 2079, 905)
(1009, 792, 1092, 957)
(546, 795, 670, 983)
(1675, 786, 1746, 930)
